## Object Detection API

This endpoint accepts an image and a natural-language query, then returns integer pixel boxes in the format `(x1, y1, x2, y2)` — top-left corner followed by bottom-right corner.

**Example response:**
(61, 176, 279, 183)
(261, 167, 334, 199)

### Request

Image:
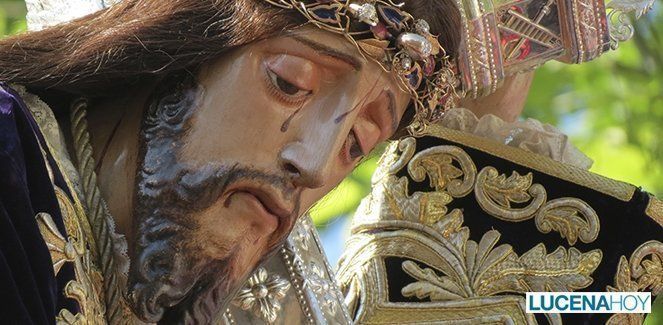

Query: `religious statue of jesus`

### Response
(0, 0, 456, 323)
(0, 0, 660, 324)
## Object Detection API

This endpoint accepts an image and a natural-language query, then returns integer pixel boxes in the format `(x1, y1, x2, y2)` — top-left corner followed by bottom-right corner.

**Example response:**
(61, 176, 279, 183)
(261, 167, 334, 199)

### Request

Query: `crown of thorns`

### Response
(264, 0, 460, 133)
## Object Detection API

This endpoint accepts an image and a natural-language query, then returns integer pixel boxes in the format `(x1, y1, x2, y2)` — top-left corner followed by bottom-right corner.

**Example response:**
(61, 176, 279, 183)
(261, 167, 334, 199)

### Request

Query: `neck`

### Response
(86, 84, 155, 249)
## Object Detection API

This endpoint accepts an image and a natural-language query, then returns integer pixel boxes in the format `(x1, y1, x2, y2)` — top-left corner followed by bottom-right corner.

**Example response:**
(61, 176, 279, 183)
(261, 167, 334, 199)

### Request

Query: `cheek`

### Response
(182, 54, 287, 168)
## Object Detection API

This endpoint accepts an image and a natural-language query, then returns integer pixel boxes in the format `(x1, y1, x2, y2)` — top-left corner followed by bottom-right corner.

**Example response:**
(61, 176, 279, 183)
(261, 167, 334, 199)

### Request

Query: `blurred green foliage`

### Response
(0, 0, 26, 36)
(524, 14, 663, 198)
(0, 1, 660, 322)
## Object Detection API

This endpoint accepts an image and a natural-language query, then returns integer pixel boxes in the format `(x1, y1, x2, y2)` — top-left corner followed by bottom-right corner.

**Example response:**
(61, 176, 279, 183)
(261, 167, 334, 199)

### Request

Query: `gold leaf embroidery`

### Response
(36, 212, 69, 275)
(340, 137, 607, 324)
(401, 261, 465, 300)
(645, 194, 663, 227)
(475, 167, 547, 221)
(607, 240, 663, 324)
(401, 213, 602, 300)
(535, 198, 600, 245)
(480, 245, 601, 294)
(640, 254, 663, 293)
(407, 145, 477, 197)
(36, 206, 106, 324)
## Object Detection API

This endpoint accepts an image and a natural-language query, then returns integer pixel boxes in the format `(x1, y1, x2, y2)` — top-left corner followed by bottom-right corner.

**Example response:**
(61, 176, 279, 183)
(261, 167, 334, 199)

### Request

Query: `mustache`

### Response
(143, 163, 297, 214)
(128, 163, 299, 323)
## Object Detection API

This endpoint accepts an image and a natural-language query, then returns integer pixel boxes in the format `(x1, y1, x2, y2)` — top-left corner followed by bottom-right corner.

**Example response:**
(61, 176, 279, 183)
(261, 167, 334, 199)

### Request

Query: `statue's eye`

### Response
(346, 129, 364, 161)
(267, 68, 312, 98)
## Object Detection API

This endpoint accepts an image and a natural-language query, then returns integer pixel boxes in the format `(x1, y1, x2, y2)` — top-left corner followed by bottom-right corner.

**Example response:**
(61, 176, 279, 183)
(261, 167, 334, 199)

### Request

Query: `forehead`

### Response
(278, 27, 368, 64)
(259, 27, 395, 78)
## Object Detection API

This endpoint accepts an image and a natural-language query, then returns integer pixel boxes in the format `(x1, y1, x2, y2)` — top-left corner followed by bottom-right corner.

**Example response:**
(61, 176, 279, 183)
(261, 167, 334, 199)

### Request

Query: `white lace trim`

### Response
(438, 107, 593, 170)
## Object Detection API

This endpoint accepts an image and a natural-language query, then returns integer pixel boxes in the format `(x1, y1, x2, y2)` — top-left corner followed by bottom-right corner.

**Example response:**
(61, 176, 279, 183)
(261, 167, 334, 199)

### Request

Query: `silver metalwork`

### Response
(232, 267, 291, 323)
(606, 0, 655, 49)
(222, 216, 352, 325)
(348, 2, 379, 26)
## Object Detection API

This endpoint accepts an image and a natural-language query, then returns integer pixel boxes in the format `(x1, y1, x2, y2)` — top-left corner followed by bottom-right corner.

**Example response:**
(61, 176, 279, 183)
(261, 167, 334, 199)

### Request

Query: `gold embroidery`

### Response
(37, 212, 69, 276)
(535, 198, 600, 245)
(423, 124, 636, 201)
(607, 240, 663, 324)
(54, 187, 81, 240)
(36, 212, 106, 325)
(475, 167, 547, 221)
(358, 138, 600, 246)
(400, 226, 602, 299)
(646, 195, 663, 227)
(407, 145, 477, 197)
(339, 137, 603, 324)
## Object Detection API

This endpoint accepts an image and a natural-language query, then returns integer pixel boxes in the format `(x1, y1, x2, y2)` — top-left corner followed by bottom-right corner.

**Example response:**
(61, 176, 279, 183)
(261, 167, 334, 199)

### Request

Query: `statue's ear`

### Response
(143, 71, 201, 128)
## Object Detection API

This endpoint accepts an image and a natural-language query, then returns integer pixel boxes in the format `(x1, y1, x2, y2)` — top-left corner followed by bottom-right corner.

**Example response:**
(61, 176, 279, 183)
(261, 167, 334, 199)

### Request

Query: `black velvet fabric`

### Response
(382, 134, 661, 324)
(0, 83, 78, 324)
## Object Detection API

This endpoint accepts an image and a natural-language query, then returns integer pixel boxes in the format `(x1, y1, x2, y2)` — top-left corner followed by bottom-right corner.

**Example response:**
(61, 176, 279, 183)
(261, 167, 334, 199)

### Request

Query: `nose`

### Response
(278, 142, 326, 189)
(279, 90, 358, 189)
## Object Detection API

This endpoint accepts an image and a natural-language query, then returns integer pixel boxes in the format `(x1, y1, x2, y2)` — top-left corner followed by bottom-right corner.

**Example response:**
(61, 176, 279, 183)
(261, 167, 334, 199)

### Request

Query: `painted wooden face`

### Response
(125, 28, 410, 323)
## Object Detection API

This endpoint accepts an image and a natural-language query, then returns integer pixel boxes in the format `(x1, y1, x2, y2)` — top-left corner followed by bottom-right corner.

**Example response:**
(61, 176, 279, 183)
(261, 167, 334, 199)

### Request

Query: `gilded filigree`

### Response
(606, 0, 655, 48)
(233, 267, 291, 324)
(339, 137, 604, 324)
(475, 166, 546, 221)
(407, 145, 477, 197)
(36, 212, 106, 325)
(607, 240, 663, 324)
(535, 198, 600, 245)
(401, 215, 602, 301)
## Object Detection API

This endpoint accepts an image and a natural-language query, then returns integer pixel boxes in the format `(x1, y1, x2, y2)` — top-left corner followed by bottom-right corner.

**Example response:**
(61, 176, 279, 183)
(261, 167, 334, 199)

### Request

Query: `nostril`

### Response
(283, 162, 300, 176)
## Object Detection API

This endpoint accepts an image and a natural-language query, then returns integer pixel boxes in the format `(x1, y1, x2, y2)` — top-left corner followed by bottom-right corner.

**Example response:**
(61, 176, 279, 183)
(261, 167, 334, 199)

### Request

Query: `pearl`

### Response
(401, 56, 413, 70)
(415, 19, 430, 34)
(396, 32, 433, 60)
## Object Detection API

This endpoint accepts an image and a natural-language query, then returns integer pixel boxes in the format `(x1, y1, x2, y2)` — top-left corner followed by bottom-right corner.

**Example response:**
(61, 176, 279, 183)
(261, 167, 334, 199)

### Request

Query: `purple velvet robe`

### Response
(0, 83, 78, 324)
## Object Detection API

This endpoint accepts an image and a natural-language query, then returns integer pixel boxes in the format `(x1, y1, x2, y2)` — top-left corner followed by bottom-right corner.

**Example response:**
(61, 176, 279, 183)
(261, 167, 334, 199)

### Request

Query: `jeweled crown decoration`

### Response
(264, 0, 461, 133)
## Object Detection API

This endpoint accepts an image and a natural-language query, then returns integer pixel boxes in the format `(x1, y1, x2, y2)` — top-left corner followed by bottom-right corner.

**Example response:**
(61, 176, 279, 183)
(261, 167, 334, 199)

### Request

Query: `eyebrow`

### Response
(291, 35, 362, 71)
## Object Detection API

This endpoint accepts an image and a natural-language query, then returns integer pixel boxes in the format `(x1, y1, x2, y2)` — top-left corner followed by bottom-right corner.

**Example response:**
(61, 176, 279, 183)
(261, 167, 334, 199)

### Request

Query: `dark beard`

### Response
(128, 163, 296, 324)
(126, 75, 297, 324)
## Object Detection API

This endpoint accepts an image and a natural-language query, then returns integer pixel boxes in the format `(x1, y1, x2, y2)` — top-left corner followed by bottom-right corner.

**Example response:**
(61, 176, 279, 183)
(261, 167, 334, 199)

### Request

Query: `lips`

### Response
(225, 185, 295, 240)
(239, 187, 292, 221)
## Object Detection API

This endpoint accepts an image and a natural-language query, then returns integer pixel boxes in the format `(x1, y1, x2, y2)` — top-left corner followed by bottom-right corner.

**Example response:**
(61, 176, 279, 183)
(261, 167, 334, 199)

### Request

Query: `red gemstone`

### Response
(423, 56, 435, 76)
(370, 22, 391, 40)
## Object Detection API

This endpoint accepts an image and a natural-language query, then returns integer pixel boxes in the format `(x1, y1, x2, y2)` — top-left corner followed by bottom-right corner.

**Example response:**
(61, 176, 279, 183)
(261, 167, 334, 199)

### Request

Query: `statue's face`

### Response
(126, 28, 409, 323)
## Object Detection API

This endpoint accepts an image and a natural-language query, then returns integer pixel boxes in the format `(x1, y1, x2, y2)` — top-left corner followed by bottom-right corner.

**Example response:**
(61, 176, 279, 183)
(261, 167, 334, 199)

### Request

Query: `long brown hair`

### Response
(0, 0, 460, 98)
